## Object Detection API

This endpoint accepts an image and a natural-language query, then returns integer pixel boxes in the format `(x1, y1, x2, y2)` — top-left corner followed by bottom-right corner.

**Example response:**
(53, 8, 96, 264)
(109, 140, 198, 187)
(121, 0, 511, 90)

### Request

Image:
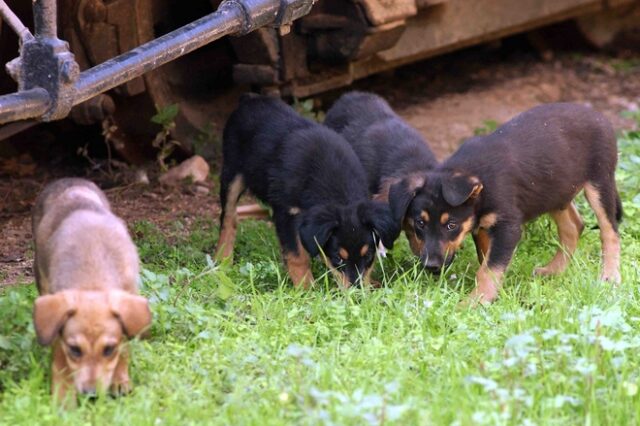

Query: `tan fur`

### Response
(339, 247, 349, 260)
(32, 179, 151, 404)
(467, 264, 504, 305)
(470, 182, 483, 199)
(473, 228, 491, 264)
(374, 174, 425, 203)
(321, 254, 350, 288)
(420, 211, 429, 222)
(439, 212, 449, 224)
(320, 253, 374, 289)
(403, 218, 424, 256)
(584, 183, 621, 283)
(360, 244, 369, 257)
(215, 175, 246, 261)
(284, 238, 314, 288)
(479, 212, 498, 229)
(443, 217, 474, 254)
(534, 203, 584, 276)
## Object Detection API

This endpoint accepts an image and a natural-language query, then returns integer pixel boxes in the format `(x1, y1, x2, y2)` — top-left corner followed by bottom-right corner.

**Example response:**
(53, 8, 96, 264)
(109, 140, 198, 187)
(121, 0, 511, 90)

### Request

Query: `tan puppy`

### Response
(32, 178, 151, 403)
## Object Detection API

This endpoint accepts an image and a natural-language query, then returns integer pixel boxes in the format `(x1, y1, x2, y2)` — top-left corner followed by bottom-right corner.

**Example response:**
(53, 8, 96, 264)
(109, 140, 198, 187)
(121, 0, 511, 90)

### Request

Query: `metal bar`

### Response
(0, 120, 37, 141)
(74, 3, 245, 105)
(0, 0, 33, 41)
(0, 0, 314, 125)
(0, 88, 50, 123)
(33, 0, 57, 39)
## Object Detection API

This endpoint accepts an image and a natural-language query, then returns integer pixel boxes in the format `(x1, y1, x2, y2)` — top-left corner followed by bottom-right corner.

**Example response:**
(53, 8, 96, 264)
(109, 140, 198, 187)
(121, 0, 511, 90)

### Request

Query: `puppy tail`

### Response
(615, 191, 623, 224)
(589, 190, 623, 230)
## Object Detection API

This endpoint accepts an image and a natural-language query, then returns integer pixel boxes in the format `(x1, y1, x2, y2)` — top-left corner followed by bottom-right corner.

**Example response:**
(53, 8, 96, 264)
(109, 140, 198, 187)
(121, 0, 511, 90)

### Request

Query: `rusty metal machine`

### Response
(0, 0, 637, 162)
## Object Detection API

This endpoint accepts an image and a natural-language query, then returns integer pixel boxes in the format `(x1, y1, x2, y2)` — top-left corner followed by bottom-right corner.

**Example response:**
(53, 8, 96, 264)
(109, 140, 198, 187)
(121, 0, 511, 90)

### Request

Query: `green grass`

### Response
(1, 126, 640, 425)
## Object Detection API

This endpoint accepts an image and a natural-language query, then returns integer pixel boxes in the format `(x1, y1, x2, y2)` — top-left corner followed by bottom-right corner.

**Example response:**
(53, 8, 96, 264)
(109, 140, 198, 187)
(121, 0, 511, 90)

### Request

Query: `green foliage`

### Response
(610, 58, 640, 73)
(151, 104, 181, 171)
(473, 119, 499, 136)
(1, 127, 640, 424)
(293, 98, 325, 123)
(151, 104, 180, 127)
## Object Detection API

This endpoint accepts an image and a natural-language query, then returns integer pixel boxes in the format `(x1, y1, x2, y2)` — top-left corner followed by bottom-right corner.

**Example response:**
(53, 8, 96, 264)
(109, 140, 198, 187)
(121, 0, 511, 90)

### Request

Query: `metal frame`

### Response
(0, 0, 315, 125)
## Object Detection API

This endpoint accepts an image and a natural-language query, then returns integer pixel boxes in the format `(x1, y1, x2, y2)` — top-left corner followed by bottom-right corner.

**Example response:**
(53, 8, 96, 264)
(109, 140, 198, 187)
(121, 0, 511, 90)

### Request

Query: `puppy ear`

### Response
(388, 174, 425, 223)
(298, 206, 338, 257)
(360, 201, 400, 249)
(33, 292, 77, 346)
(109, 290, 152, 338)
(442, 172, 483, 207)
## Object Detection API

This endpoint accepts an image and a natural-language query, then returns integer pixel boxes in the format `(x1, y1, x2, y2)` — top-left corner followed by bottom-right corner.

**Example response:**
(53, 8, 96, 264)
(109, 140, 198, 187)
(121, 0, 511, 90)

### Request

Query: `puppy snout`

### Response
(79, 385, 97, 397)
(423, 256, 444, 274)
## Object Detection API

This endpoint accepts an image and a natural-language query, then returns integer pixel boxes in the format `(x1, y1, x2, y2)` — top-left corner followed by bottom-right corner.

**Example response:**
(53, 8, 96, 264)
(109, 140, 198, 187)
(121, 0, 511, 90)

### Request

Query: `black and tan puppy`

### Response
(324, 91, 438, 251)
(32, 178, 152, 403)
(215, 95, 398, 287)
(388, 103, 622, 304)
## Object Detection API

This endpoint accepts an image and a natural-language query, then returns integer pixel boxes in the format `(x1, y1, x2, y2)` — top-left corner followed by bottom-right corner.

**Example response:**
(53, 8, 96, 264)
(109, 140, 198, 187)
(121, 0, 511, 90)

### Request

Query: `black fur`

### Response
(219, 95, 399, 286)
(324, 91, 438, 195)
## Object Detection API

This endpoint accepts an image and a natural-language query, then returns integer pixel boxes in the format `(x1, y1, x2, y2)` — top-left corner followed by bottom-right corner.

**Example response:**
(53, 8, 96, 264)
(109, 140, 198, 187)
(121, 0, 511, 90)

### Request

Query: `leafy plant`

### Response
(151, 104, 181, 171)
(293, 98, 325, 123)
(473, 119, 499, 136)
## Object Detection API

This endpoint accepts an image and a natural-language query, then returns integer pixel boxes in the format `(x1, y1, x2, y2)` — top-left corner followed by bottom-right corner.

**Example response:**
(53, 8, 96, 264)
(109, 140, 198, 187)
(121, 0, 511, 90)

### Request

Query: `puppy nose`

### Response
(80, 386, 97, 397)
(425, 265, 441, 274)
(423, 257, 443, 273)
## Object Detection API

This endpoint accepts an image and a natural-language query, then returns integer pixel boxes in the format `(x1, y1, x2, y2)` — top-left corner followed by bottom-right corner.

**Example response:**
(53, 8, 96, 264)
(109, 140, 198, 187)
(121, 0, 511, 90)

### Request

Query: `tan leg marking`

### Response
(285, 238, 314, 288)
(584, 183, 621, 284)
(534, 203, 584, 276)
(473, 228, 491, 264)
(467, 263, 504, 305)
(110, 346, 132, 395)
(215, 176, 245, 262)
(464, 234, 504, 306)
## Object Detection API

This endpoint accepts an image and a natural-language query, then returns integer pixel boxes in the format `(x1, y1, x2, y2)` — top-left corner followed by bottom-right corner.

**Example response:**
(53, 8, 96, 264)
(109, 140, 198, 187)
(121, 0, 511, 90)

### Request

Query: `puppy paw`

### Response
(533, 266, 556, 276)
(459, 291, 495, 309)
(368, 279, 382, 289)
(600, 270, 621, 286)
(110, 380, 132, 396)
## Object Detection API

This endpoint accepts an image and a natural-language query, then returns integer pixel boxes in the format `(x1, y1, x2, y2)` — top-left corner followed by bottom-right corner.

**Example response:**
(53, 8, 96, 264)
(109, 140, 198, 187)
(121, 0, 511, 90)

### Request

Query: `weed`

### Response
(151, 104, 181, 171)
(473, 119, 499, 136)
(293, 98, 325, 123)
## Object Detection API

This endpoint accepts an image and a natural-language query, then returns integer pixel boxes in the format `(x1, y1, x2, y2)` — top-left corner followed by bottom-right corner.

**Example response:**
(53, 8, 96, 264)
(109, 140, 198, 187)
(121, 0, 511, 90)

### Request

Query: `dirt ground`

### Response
(1, 35, 639, 286)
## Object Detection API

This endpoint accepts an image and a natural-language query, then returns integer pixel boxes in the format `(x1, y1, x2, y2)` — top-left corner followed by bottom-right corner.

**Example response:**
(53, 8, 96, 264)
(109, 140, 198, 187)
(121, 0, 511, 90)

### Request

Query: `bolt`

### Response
(60, 59, 79, 83)
(5, 58, 22, 83)
(278, 24, 291, 36)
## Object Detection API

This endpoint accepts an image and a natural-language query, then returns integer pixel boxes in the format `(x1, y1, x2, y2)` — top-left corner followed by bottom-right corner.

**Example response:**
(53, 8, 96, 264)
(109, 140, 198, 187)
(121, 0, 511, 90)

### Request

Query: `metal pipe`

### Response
(74, 3, 245, 105)
(33, 0, 57, 39)
(0, 0, 33, 41)
(0, 88, 50, 123)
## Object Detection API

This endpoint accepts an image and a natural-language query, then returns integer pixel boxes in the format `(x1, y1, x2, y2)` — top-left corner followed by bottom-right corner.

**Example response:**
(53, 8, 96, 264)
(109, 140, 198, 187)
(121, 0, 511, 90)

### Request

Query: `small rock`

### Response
(159, 155, 210, 185)
(135, 169, 150, 185)
(194, 184, 210, 195)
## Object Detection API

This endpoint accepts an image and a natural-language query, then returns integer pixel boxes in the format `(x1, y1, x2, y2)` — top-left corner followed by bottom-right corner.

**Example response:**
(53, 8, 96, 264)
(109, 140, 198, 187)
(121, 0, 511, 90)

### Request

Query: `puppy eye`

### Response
(446, 222, 458, 231)
(103, 345, 116, 357)
(333, 256, 344, 266)
(68, 345, 82, 358)
(415, 219, 425, 228)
